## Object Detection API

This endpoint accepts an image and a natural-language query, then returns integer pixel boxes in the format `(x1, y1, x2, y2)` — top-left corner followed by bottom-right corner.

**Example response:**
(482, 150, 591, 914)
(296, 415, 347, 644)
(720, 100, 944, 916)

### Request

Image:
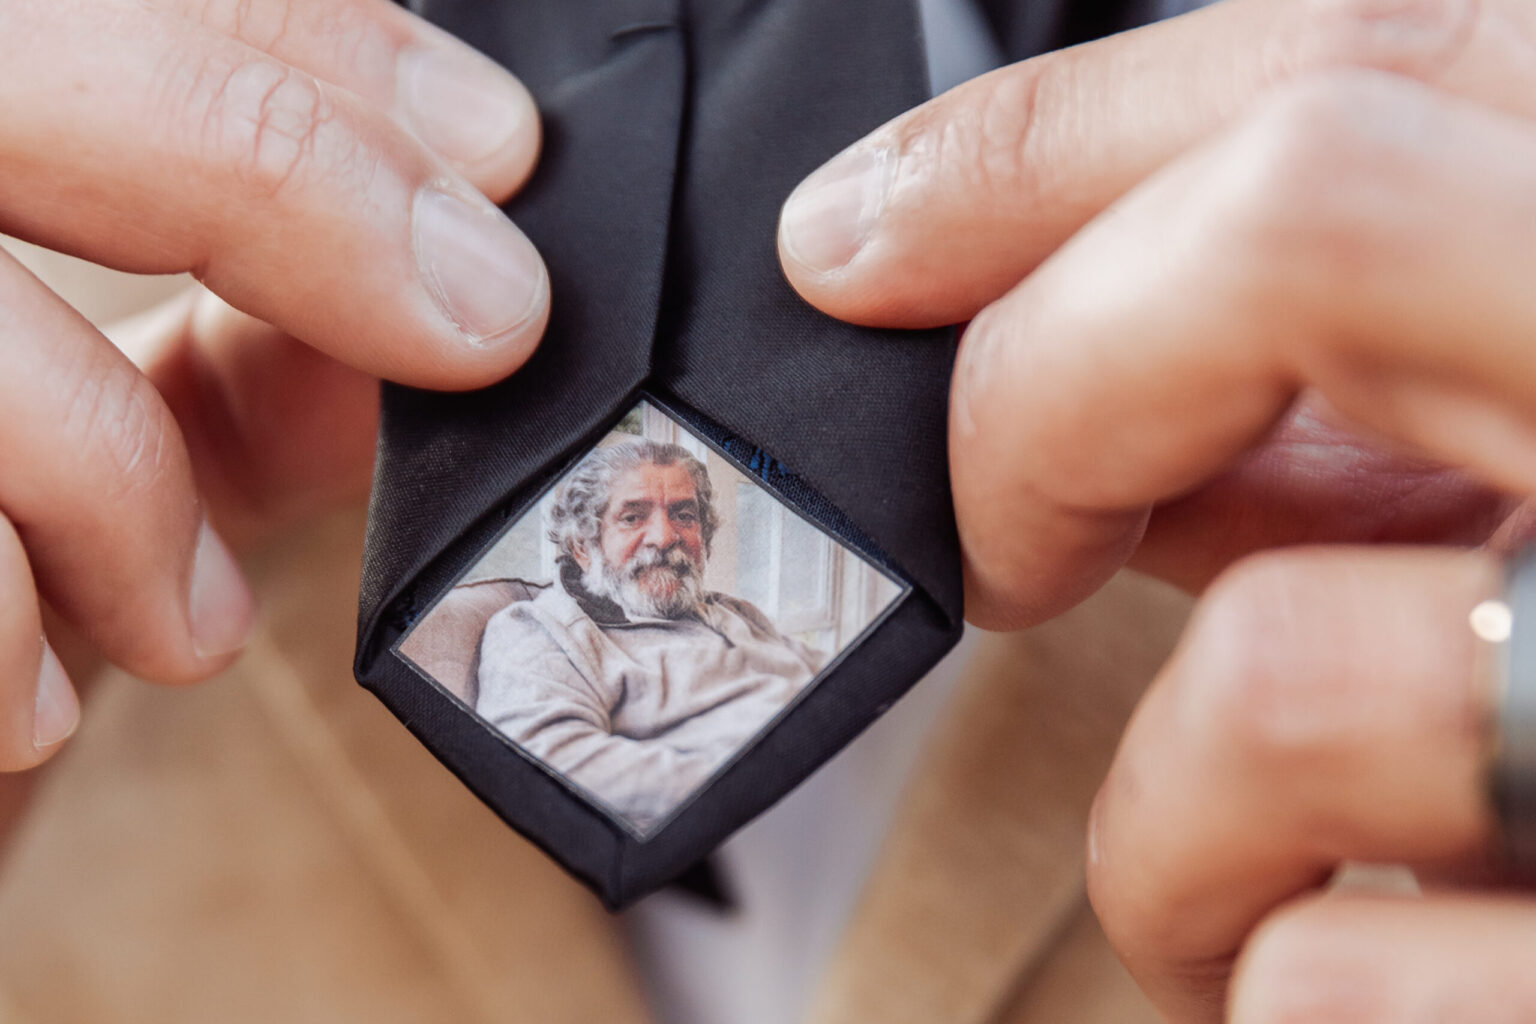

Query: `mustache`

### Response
(624, 545, 699, 578)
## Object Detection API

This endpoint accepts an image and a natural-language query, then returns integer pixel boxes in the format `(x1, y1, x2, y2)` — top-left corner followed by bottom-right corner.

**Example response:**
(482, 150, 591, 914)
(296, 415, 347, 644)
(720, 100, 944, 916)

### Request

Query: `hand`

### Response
(0, 0, 548, 771)
(1084, 545, 1532, 1021)
(777, 0, 1536, 1018)
(776, 0, 1535, 628)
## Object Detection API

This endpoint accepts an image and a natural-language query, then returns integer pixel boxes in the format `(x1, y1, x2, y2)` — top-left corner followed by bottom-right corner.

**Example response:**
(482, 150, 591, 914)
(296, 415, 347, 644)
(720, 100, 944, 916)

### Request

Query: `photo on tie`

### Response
(393, 398, 907, 836)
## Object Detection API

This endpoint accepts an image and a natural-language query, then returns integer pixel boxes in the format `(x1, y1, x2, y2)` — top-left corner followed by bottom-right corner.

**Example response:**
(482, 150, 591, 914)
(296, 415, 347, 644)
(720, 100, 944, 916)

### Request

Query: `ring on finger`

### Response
(1472, 544, 1536, 872)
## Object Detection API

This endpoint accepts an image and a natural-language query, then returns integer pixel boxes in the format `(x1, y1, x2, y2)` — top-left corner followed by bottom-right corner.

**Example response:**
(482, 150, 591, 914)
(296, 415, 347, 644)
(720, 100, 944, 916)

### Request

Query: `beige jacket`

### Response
(0, 247, 1192, 1024)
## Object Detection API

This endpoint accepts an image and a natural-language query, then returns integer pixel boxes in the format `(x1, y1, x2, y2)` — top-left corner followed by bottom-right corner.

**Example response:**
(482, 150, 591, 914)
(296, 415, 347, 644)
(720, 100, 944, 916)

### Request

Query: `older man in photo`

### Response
(476, 439, 824, 830)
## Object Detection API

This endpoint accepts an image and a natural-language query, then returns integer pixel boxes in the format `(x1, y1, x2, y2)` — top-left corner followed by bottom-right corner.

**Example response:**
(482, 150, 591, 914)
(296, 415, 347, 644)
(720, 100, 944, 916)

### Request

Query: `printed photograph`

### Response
(396, 400, 905, 834)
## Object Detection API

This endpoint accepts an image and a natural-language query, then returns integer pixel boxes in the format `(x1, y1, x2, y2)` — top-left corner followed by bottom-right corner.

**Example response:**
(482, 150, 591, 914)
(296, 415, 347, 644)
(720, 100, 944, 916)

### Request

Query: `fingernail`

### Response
(33, 640, 79, 750)
(189, 521, 256, 660)
(400, 46, 533, 167)
(413, 186, 548, 344)
(779, 146, 894, 275)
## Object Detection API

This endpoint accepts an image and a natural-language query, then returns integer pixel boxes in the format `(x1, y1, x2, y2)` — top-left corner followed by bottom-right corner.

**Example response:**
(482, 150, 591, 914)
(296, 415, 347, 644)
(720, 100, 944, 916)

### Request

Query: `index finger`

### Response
(778, 0, 1536, 327)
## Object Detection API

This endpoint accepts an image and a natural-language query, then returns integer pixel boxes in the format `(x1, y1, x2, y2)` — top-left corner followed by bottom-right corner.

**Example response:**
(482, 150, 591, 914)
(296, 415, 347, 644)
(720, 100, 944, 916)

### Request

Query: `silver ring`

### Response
(1483, 545, 1536, 871)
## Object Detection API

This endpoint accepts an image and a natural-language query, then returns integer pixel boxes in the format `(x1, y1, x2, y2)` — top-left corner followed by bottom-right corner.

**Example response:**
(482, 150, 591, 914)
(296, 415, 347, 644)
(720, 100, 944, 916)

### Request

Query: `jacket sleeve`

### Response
(475, 609, 728, 830)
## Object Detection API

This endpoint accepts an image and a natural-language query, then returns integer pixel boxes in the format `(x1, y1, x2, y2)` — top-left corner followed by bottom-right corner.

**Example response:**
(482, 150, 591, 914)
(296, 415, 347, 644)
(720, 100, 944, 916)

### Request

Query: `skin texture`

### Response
(10, 0, 1534, 1011)
(0, 0, 547, 774)
(777, 0, 1536, 1018)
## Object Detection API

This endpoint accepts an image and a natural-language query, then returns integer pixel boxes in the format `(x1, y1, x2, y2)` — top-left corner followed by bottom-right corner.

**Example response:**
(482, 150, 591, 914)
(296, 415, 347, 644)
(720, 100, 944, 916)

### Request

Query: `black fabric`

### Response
(975, 0, 1162, 60)
(670, 855, 737, 911)
(357, 0, 959, 908)
(357, 0, 1164, 907)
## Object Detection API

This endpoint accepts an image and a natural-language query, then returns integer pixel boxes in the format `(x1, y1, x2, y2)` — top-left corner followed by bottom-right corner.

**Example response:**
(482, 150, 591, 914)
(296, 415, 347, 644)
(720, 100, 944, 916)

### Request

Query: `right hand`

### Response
(0, 0, 550, 771)
(776, 0, 1536, 1016)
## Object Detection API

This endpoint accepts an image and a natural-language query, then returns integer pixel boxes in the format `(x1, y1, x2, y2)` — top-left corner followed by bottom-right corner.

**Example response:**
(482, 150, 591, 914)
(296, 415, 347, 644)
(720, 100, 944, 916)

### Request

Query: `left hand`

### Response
(0, 0, 550, 841)
(776, 0, 1536, 1018)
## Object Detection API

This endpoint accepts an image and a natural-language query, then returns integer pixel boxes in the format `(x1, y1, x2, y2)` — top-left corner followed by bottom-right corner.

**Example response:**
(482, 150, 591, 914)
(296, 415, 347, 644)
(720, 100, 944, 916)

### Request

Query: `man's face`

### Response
(582, 461, 708, 618)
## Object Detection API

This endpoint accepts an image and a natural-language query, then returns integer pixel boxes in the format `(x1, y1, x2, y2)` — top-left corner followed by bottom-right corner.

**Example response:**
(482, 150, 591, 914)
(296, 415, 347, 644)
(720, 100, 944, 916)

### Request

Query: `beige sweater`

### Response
(476, 577, 824, 831)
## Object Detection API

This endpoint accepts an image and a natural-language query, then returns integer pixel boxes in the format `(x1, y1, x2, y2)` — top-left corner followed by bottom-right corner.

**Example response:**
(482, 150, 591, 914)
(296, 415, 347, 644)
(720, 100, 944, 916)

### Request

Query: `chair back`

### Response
(397, 578, 546, 705)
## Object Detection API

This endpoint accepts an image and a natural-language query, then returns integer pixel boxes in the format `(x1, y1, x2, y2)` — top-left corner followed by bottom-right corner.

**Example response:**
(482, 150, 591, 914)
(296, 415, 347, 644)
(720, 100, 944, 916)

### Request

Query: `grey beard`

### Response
(584, 545, 704, 620)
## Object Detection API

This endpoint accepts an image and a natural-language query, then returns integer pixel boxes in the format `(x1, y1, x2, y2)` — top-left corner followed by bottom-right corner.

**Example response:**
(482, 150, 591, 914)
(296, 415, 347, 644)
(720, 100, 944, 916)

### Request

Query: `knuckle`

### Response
(63, 360, 178, 502)
(189, 54, 365, 202)
(894, 64, 1050, 211)
(1253, 71, 1387, 163)
(1205, 73, 1424, 300)
(1236, 73, 1399, 217)
(195, 0, 399, 102)
(189, 0, 294, 53)
(1233, 901, 1386, 1023)
(226, 61, 328, 199)
(1176, 554, 1348, 769)
(1295, 0, 1484, 83)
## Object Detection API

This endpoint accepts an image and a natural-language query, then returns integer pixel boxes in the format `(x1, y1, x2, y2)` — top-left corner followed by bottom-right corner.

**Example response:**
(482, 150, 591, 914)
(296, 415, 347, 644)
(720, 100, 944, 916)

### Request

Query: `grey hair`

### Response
(548, 440, 720, 564)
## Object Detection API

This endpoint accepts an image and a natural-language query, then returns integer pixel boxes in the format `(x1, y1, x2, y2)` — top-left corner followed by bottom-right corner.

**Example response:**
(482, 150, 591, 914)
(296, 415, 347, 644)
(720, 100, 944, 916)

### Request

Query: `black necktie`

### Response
(356, 0, 961, 909)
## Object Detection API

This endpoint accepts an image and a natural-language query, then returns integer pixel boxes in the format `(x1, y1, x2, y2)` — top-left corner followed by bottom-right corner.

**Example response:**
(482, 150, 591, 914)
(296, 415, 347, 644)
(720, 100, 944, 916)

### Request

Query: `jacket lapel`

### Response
(991, 901, 1166, 1024)
(247, 509, 656, 1021)
(806, 572, 1190, 1024)
(0, 507, 654, 1024)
